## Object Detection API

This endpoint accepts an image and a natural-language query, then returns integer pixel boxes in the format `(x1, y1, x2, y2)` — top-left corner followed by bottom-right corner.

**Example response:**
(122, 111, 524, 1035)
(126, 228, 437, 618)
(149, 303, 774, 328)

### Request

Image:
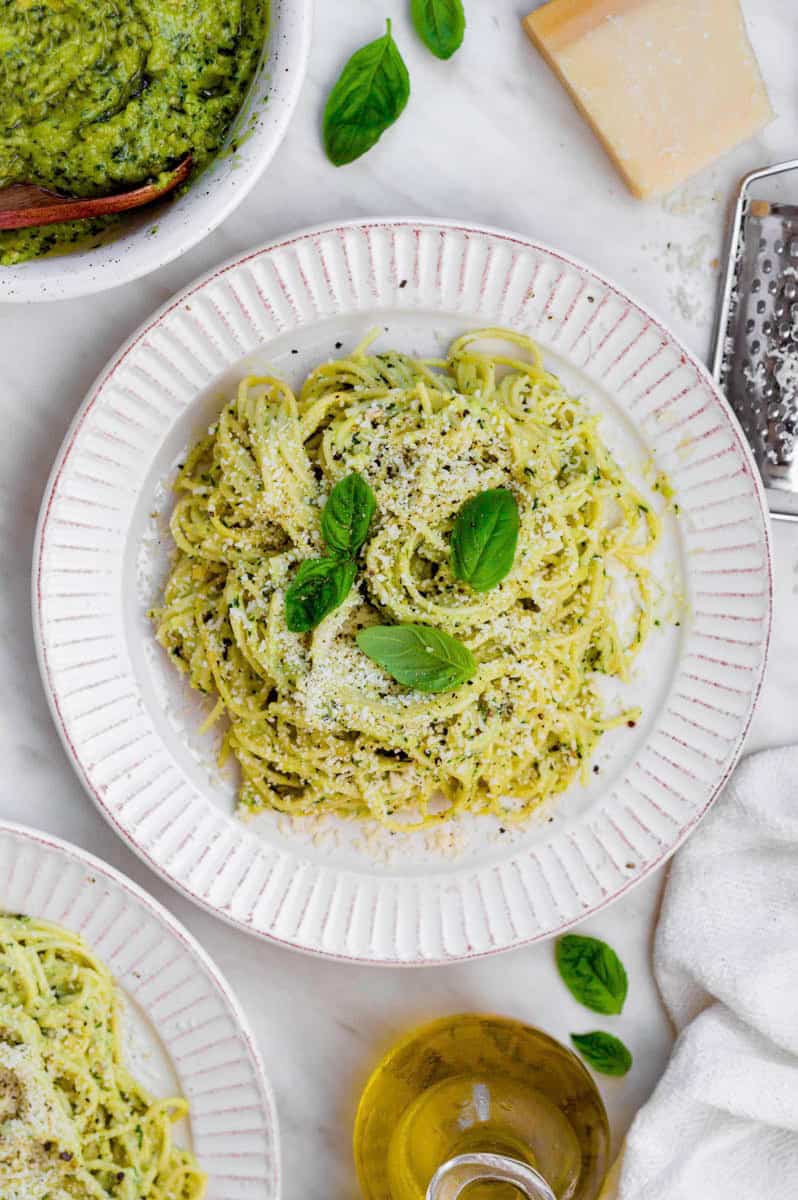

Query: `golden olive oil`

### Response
(354, 1015, 609, 1200)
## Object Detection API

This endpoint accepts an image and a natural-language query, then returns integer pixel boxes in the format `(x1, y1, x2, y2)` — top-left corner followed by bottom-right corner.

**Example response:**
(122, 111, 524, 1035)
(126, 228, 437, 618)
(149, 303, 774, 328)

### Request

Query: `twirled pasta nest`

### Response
(0, 915, 205, 1200)
(153, 329, 660, 830)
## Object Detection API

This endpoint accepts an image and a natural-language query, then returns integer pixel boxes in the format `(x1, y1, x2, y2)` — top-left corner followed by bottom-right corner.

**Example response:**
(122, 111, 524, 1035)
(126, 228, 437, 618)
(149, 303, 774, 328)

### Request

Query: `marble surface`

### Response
(2, 2, 798, 1196)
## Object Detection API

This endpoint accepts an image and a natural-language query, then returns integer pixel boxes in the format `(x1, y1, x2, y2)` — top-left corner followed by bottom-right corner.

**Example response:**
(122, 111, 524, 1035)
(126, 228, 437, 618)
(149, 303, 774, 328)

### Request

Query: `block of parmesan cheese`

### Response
(523, 0, 773, 200)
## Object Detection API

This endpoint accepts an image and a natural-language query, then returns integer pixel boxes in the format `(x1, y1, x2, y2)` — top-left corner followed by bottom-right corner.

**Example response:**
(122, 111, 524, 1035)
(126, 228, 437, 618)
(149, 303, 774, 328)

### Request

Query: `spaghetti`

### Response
(153, 329, 661, 829)
(0, 914, 206, 1200)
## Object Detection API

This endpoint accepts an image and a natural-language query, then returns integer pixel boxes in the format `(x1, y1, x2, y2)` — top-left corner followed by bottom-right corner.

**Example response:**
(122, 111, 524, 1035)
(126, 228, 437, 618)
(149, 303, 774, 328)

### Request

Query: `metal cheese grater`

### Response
(713, 158, 798, 521)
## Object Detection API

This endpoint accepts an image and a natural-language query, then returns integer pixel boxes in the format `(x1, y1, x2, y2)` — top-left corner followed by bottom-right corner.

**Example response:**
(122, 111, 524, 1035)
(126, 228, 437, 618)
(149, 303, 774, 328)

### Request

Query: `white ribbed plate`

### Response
(33, 220, 773, 964)
(0, 822, 279, 1198)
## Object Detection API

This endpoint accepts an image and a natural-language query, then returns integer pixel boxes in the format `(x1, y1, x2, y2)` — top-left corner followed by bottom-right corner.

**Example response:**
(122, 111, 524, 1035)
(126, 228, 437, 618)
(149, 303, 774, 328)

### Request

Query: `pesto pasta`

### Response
(152, 329, 660, 830)
(0, 915, 206, 1200)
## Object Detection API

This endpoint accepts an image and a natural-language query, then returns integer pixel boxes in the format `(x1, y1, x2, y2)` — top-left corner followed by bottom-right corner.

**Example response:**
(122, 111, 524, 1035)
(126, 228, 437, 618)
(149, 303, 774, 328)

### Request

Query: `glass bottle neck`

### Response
(426, 1153, 558, 1200)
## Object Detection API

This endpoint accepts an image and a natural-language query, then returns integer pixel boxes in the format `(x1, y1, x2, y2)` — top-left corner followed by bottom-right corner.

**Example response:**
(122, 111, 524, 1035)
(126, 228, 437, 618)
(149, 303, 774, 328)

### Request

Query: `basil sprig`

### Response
(357, 623, 475, 693)
(322, 472, 377, 556)
(450, 487, 519, 593)
(285, 472, 376, 633)
(285, 557, 357, 633)
(411, 0, 466, 60)
(570, 1032, 633, 1077)
(556, 934, 628, 1016)
(324, 21, 410, 167)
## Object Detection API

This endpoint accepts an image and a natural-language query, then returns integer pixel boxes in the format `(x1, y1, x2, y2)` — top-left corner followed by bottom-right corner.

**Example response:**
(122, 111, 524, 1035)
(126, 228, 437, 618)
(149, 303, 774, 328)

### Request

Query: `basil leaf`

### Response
(570, 1032, 632, 1077)
(321, 472, 377, 557)
(323, 20, 411, 167)
(356, 624, 475, 693)
(285, 557, 357, 633)
(411, 0, 465, 60)
(556, 934, 628, 1015)
(450, 487, 519, 592)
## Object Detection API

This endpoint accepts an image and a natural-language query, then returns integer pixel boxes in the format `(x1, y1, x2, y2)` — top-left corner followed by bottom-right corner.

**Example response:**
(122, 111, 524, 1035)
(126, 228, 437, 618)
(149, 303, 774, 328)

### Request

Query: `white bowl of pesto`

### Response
(0, 0, 311, 303)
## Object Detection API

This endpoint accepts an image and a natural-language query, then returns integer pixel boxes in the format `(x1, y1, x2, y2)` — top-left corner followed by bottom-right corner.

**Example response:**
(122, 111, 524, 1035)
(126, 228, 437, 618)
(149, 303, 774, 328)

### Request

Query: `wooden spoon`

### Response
(0, 155, 193, 232)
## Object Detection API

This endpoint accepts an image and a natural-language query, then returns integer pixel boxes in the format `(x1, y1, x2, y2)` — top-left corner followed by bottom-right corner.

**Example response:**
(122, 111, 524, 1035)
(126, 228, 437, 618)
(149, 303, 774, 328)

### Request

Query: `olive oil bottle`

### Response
(354, 1015, 609, 1200)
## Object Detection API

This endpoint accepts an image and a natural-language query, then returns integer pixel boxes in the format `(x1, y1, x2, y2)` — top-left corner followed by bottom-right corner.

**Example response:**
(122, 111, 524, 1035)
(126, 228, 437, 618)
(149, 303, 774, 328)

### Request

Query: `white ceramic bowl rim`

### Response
(0, 0, 312, 304)
(32, 218, 773, 965)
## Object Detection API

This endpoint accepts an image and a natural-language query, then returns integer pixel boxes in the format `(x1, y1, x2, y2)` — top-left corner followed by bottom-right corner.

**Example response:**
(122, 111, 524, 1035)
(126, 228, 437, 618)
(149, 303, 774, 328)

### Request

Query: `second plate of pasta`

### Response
(0, 822, 278, 1198)
(34, 220, 772, 962)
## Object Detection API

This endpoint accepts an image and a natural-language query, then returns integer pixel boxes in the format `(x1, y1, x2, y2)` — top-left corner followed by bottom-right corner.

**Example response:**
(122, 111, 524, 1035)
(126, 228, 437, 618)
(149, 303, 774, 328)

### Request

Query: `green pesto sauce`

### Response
(0, 0, 269, 265)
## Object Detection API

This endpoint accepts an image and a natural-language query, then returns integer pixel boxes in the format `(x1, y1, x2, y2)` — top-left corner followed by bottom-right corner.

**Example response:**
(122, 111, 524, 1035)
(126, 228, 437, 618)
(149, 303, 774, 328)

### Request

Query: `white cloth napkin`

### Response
(617, 745, 798, 1200)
